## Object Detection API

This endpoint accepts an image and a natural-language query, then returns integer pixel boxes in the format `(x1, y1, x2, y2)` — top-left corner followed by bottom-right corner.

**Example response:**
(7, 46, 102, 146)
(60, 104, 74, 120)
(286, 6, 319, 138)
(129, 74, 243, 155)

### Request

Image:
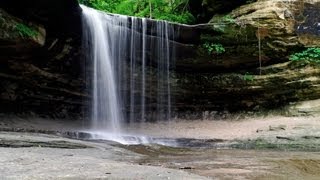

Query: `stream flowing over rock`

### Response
(0, 0, 319, 119)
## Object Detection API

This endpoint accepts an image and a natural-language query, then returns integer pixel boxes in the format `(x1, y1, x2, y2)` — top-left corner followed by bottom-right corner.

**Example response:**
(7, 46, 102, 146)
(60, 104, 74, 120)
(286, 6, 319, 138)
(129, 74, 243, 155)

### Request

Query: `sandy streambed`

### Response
(0, 131, 320, 179)
(123, 144, 320, 180)
(0, 115, 320, 179)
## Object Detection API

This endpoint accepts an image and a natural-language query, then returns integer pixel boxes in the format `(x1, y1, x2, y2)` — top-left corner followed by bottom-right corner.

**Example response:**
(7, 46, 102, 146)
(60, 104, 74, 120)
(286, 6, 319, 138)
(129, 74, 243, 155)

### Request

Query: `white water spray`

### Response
(82, 6, 125, 133)
(81, 5, 174, 144)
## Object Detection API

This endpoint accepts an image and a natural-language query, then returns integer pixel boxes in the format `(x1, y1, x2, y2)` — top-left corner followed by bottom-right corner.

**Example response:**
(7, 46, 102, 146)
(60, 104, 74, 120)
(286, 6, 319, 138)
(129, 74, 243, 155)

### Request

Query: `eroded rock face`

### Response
(0, 0, 86, 119)
(188, 0, 251, 23)
(0, 0, 319, 120)
(0, 9, 45, 58)
(174, 62, 320, 115)
(174, 0, 320, 117)
(230, 0, 320, 51)
(179, 1, 320, 71)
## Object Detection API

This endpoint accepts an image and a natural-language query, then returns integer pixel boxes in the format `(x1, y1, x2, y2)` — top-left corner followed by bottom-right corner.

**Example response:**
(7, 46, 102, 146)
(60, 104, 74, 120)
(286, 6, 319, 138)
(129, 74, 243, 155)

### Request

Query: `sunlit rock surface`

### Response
(175, 0, 320, 117)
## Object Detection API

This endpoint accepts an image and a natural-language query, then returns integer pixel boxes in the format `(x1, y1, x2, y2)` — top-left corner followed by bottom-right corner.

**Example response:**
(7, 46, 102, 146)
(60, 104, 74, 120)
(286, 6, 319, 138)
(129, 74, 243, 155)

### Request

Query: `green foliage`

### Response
(223, 15, 236, 23)
(79, 0, 195, 24)
(289, 48, 320, 64)
(79, 0, 121, 12)
(243, 72, 254, 81)
(203, 43, 225, 55)
(115, 0, 137, 16)
(15, 23, 38, 38)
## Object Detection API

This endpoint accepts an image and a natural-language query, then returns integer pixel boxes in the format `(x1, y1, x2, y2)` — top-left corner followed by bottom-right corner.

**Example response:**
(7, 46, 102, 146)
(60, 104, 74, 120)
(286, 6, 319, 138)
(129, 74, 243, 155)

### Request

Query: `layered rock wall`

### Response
(0, 0, 319, 119)
(0, 0, 86, 118)
(174, 0, 320, 117)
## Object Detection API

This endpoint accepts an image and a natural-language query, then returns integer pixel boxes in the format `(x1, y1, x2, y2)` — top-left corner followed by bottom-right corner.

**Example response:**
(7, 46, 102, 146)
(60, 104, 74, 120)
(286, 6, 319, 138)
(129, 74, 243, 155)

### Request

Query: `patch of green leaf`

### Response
(243, 72, 254, 81)
(223, 15, 236, 23)
(203, 43, 226, 55)
(289, 47, 320, 64)
(15, 23, 38, 38)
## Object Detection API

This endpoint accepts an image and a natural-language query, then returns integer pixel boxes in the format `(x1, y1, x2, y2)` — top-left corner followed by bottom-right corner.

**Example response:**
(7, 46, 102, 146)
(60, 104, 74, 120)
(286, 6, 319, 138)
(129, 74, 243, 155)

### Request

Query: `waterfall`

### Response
(81, 6, 125, 133)
(81, 6, 174, 137)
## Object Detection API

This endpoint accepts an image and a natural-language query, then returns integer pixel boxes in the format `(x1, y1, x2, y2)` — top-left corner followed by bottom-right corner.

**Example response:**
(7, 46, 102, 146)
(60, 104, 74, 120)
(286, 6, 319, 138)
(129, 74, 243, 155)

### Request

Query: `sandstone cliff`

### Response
(0, 0, 319, 119)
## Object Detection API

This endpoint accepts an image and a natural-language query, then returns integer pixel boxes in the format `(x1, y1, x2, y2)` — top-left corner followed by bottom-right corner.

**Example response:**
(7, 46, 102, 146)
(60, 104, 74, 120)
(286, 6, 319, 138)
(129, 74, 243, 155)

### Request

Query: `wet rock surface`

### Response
(0, 132, 89, 149)
(1, 129, 320, 179)
(0, 115, 319, 179)
(1, 115, 320, 151)
(0, 131, 210, 180)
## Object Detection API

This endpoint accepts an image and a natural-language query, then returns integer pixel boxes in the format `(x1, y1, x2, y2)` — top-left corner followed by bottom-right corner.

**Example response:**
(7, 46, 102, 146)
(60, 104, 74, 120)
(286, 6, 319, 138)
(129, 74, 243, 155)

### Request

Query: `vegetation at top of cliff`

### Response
(289, 48, 320, 64)
(15, 23, 38, 38)
(79, 0, 195, 24)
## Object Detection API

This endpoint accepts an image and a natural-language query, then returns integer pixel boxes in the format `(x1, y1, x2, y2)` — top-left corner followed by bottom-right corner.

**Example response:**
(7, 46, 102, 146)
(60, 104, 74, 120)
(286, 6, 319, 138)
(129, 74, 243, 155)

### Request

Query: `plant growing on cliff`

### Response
(203, 43, 225, 55)
(79, 0, 195, 24)
(223, 15, 236, 23)
(289, 48, 320, 64)
(15, 23, 38, 38)
(243, 72, 254, 81)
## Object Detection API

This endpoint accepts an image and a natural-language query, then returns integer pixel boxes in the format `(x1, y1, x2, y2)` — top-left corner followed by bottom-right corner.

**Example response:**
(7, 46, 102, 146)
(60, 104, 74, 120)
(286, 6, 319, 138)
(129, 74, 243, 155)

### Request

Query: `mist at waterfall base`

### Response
(81, 6, 175, 145)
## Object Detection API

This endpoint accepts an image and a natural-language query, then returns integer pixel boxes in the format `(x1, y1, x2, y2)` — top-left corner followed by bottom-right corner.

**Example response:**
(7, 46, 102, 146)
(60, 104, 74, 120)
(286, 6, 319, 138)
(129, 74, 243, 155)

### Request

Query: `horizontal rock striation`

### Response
(0, 0, 319, 119)
(0, 0, 86, 118)
(174, 0, 320, 117)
